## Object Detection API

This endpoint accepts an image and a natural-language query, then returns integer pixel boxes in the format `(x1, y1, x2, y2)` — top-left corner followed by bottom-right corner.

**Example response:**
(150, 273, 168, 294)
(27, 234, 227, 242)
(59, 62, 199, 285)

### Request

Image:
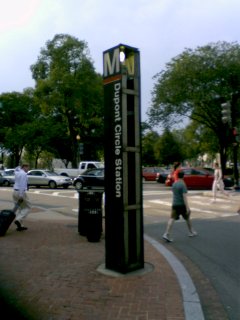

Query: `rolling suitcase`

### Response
(0, 204, 19, 237)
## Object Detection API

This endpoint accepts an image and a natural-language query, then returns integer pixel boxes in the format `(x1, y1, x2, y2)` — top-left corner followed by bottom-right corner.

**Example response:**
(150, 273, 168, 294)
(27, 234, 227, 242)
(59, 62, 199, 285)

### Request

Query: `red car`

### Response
(165, 167, 214, 189)
(142, 167, 165, 181)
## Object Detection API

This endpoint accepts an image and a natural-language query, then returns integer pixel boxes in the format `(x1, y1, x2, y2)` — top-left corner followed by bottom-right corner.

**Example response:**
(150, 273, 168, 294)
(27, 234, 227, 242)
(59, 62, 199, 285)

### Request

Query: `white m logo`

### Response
(104, 48, 120, 77)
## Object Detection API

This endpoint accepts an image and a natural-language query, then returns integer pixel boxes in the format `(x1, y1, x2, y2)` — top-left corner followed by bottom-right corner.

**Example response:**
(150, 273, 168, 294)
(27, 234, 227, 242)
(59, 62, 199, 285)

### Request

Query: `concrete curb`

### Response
(144, 234, 205, 320)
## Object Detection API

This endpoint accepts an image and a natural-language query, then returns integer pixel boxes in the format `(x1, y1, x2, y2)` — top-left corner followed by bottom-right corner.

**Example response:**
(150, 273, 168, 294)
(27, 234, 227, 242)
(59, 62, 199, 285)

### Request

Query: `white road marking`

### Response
(148, 199, 239, 217)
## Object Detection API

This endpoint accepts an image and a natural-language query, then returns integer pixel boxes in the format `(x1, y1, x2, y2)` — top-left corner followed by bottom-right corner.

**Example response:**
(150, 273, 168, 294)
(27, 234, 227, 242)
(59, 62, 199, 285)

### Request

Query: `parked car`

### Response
(156, 169, 171, 183)
(142, 167, 166, 181)
(165, 167, 234, 189)
(4, 169, 15, 175)
(0, 172, 14, 186)
(27, 170, 72, 189)
(165, 167, 213, 189)
(2, 169, 15, 185)
(73, 168, 104, 190)
(197, 167, 234, 188)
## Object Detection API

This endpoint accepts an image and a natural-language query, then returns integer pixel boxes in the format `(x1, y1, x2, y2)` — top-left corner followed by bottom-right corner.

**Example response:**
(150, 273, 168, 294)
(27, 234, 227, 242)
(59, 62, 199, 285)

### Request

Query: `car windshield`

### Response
(83, 169, 104, 176)
(28, 171, 60, 176)
(4, 170, 15, 176)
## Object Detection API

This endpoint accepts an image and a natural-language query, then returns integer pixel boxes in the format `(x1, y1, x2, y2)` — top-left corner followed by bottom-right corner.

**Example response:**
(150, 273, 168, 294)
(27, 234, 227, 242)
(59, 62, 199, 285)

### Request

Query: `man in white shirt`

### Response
(13, 164, 31, 231)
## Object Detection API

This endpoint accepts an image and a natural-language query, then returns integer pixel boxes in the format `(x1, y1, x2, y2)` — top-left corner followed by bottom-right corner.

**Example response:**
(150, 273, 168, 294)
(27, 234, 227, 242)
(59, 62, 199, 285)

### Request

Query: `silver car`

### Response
(0, 172, 14, 186)
(27, 170, 72, 189)
(2, 169, 15, 185)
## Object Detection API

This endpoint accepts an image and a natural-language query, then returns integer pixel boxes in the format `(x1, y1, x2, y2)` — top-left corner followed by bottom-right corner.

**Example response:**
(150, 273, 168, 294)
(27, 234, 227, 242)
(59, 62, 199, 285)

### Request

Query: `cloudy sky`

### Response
(0, 0, 239, 120)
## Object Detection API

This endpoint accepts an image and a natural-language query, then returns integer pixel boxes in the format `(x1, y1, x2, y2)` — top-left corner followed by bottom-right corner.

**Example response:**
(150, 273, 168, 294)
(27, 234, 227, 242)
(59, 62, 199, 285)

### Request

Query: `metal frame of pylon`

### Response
(103, 44, 144, 273)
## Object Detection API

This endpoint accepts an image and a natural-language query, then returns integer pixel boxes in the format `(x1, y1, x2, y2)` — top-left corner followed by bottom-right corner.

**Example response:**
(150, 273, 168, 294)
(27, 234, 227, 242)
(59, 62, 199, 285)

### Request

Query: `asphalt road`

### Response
(143, 182, 240, 320)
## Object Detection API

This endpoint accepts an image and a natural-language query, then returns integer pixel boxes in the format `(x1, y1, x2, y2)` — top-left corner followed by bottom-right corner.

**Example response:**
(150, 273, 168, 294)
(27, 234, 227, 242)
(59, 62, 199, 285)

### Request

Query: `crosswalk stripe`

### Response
(148, 199, 238, 218)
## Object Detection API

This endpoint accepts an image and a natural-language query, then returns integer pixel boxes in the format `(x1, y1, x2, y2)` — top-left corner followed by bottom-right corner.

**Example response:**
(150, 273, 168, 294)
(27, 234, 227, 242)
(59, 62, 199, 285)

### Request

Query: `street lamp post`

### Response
(76, 135, 81, 165)
(0, 142, 4, 169)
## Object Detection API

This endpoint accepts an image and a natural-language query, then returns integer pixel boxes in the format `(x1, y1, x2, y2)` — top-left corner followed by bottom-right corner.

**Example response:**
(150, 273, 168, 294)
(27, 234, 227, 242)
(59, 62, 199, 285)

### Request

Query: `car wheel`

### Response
(3, 180, 10, 186)
(75, 181, 83, 190)
(49, 181, 57, 189)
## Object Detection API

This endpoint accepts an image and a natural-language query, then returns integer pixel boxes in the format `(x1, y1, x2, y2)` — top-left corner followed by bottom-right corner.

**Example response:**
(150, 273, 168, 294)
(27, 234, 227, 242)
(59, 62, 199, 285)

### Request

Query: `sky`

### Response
(0, 0, 239, 121)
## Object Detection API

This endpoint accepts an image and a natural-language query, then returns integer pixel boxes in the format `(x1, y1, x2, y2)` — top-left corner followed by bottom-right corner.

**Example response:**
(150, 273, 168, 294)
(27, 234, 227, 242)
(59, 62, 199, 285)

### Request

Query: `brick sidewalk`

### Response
(0, 215, 184, 320)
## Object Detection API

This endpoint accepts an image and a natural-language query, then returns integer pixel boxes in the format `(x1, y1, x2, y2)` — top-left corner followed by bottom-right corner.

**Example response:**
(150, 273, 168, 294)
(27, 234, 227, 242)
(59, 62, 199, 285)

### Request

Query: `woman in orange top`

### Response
(172, 162, 181, 182)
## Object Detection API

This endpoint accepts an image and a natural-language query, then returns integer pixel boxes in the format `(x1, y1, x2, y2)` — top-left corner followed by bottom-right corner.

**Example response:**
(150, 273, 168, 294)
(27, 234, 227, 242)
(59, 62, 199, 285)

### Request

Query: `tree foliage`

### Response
(148, 42, 240, 128)
(154, 129, 183, 166)
(0, 34, 104, 168)
(30, 34, 104, 167)
(141, 130, 159, 166)
(0, 90, 41, 167)
(175, 122, 219, 165)
(148, 41, 240, 170)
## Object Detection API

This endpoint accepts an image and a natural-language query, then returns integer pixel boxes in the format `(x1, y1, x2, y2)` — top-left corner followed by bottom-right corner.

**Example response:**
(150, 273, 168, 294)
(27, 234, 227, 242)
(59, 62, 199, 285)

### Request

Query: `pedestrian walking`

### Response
(13, 164, 31, 231)
(162, 170, 197, 242)
(172, 161, 181, 182)
(211, 162, 230, 203)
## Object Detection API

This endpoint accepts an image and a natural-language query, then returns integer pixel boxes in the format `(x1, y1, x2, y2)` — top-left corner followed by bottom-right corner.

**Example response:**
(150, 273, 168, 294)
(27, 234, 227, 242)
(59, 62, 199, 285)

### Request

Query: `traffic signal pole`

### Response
(221, 95, 239, 189)
(231, 93, 239, 189)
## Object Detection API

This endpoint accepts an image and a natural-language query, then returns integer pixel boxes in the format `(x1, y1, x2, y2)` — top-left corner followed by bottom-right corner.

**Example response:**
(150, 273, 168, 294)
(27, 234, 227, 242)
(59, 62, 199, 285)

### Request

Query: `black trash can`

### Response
(78, 189, 103, 242)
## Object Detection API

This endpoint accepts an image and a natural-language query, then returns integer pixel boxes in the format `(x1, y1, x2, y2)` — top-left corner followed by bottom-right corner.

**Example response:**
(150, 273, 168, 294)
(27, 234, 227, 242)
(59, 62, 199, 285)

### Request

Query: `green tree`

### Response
(0, 90, 41, 167)
(24, 117, 69, 168)
(31, 34, 104, 167)
(148, 41, 240, 173)
(177, 122, 219, 165)
(154, 129, 183, 166)
(141, 130, 159, 166)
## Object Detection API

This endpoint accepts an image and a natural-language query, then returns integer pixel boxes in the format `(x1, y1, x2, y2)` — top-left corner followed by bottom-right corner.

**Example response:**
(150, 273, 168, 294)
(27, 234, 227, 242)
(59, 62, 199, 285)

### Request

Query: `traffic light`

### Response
(232, 127, 239, 144)
(221, 101, 232, 125)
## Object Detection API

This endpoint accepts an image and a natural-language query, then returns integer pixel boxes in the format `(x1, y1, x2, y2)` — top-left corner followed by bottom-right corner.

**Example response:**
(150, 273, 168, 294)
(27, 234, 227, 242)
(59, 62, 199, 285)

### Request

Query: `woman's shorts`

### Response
(171, 205, 189, 220)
